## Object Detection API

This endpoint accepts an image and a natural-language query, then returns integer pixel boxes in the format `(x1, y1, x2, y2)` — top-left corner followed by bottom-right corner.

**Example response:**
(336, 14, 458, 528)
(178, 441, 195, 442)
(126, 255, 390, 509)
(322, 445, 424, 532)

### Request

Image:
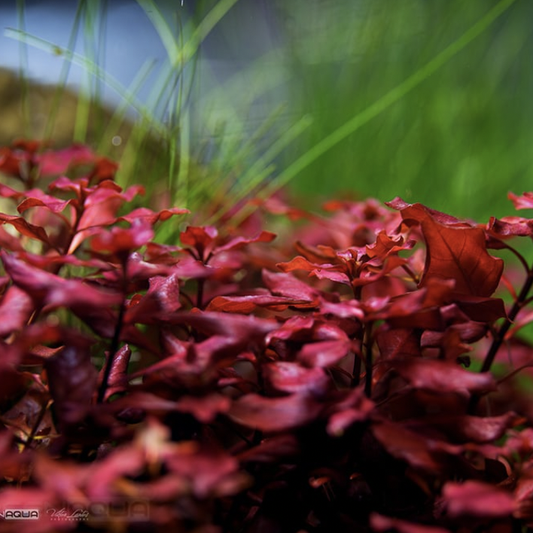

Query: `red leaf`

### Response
(98, 344, 132, 401)
(394, 201, 503, 297)
(392, 358, 496, 396)
(0, 286, 34, 337)
(372, 420, 461, 472)
(35, 144, 96, 175)
(405, 412, 518, 444)
(229, 393, 323, 432)
(297, 339, 351, 367)
(327, 388, 374, 436)
(370, 513, 451, 533)
(263, 362, 329, 394)
(91, 219, 154, 255)
(118, 206, 189, 225)
(0, 214, 52, 246)
(262, 269, 320, 303)
(213, 230, 276, 254)
(440, 480, 515, 518)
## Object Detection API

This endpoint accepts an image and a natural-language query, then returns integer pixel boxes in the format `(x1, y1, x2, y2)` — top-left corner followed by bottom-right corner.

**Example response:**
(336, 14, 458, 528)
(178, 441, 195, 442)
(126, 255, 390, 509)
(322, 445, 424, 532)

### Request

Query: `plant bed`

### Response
(1, 141, 533, 532)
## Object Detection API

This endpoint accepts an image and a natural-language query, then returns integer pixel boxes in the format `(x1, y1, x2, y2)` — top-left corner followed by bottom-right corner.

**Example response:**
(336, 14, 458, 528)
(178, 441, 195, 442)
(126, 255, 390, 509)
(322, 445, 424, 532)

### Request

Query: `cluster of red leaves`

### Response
(2, 141, 533, 532)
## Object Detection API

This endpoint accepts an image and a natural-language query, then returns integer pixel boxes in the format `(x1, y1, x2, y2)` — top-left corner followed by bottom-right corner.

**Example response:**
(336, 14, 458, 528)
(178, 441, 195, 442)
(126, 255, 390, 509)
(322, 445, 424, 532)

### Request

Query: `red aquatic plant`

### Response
(0, 140, 533, 532)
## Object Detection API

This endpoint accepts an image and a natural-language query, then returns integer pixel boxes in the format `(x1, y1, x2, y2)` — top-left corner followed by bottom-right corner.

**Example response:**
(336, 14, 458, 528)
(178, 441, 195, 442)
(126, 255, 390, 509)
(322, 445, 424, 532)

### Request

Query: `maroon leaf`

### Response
(327, 388, 374, 436)
(372, 420, 461, 472)
(229, 393, 323, 432)
(98, 344, 132, 401)
(263, 362, 329, 395)
(45, 344, 98, 428)
(1, 251, 122, 310)
(391, 358, 497, 396)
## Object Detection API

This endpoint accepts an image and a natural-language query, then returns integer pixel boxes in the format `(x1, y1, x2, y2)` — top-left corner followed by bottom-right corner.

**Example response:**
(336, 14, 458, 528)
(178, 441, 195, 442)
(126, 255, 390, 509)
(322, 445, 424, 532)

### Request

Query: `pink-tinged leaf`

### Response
(174, 311, 277, 344)
(91, 219, 154, 255)
(175, 393, 231, 423)
(0, 285, 34, 337)
(0, 214, 52, 246)
(372, 420, 461, 472)
(370, 513, 451, 533)
(440, 480, 515, 518)
(394, 201, 503, 297)
(45, 344, 98, 428)
(35, 144, 96, 175)
(118, 206, 189, 225)
(262, 269, 319, 302)
(320, 299, 365, 320)
(17, 189, 74, 215)
(311, 268, 352, 285)
(0, 183, 26, 201)
(229, 393, 323, 432)
(264, 362, 329, 395)
(98, 344, 131, 401)
(297, 339, 351, 367)
(509, 191, 533, 210)
(487, 216, 533, 237)
(213, 230, 276, 255)
(392, 358, 496, 396)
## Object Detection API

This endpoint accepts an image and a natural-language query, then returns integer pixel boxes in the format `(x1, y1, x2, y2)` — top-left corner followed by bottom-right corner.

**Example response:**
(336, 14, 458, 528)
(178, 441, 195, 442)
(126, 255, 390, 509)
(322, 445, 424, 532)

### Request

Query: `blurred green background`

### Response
(3, 0, 533, 223)
(273, 0, 533, 221)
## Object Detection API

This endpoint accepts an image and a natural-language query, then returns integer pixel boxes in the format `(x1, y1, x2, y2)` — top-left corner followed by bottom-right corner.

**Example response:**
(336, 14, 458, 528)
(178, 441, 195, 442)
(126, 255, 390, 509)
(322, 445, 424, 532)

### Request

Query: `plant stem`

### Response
(480, 271, 533, 374)
(469, 268, 533, 413)
(97, 259, 128, 403)
(364, 322, 374, 398)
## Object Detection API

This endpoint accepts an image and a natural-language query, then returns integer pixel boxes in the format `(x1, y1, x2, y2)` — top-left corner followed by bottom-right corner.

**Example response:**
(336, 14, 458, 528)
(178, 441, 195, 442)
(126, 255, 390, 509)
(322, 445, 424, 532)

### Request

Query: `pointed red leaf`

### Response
(395, 202, 503, 297)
